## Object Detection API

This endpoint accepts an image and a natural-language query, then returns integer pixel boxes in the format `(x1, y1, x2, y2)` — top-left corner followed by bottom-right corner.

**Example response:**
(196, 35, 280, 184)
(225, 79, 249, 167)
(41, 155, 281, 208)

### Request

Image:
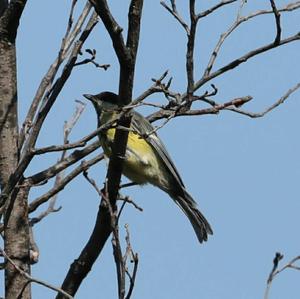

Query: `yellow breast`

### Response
(101, 128, 161, 185)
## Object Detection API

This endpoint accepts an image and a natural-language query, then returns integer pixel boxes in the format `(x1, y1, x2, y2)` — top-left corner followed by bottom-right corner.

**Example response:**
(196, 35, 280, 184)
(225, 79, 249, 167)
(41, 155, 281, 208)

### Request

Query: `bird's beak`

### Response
(83, 94, 96, 104)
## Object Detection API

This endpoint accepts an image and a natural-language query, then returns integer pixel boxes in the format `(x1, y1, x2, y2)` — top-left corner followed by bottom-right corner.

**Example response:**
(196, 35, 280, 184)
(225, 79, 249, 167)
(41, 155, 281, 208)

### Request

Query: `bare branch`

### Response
(195, 31, 300, 91)
(0, 0, 27, 43)
(227, 81, 300, 118)
(160, 0, 189, 34)
(133, 70, 180, 104)
(83, 171, 139, 299)
(25, 141, 100, 187)
(124, 224, 139, 299)
(197, 0, 238, 19)
(118, 195, 143, 212)
(89, 0, 128, 63)
(21, 12, 98, 159)
(147, 95, 252, 122)
(270, 0, 281, 44)
(186, 0, 197, 99)
(202, 1, 300, 79)
(74, 48, 110, 70)
(236, 0, 247, 20)
(19, 2, 93, 149)
(0, 11, 98, 216)
(264, 253, 300, 299)
(28, 102, 87, 247)
(0, 247, 74, 299)
(29, 155, 103, 214)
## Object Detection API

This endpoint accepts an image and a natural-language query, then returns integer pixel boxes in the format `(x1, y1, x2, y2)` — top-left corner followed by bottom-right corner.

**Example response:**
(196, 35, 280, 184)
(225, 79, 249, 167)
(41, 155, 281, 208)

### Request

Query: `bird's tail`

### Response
(170, 188, 213, 243)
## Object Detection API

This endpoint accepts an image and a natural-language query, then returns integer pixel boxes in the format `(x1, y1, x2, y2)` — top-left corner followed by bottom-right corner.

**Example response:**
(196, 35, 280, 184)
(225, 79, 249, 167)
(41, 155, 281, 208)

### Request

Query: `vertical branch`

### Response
(0, 1, 30, 298)
(58, 1, 144, 297)
(186, 0, 197, 99)
(0, 0, 8, 17)
(270, 0, 281, 44)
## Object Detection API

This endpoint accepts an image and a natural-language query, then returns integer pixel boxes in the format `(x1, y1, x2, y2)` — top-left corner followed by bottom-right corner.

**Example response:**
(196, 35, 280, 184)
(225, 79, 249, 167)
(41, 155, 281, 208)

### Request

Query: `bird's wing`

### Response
(131, 111, 185, 187)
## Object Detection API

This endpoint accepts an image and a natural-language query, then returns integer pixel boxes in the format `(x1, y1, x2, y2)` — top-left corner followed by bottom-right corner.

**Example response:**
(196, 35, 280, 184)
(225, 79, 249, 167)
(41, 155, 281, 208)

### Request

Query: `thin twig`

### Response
(264, 253, 300, 299)
(195, 31, 300, 92)
(25, 141, 100, 187)
(236, 0, 247, 20)
(227, 81, 300, 118)
(124, 224, 139, 299)
(0, 247, 74, 299)
(19, 2, 92, 149)
(83, 171, 126, 298)
(29, 101, 86, 224)
(202, 1, 300, 79)
(74, 48, 110, 70)
(0, 11, 98, 218)
(29, 155, 103, 214)
(160, 0, 190, 34)
(197, 0, 238, 19)
(118, 195, 143, 212)
(148, 95, 252, 122)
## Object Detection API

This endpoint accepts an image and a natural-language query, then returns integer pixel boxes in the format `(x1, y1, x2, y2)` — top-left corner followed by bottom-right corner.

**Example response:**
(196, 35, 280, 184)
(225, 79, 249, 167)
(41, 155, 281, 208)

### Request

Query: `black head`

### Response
(83, 91, 120, 106)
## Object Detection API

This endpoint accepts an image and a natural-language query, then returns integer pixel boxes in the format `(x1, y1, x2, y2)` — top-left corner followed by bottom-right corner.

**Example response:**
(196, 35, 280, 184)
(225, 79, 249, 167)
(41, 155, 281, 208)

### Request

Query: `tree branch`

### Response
(0, 0, 27, 43)
(226, 81, 300, 118)
(160, 0, 189, 34)
(270, 0, 281, 45)
(0, 12, 98, 216)
(202, 1, 300, 79)
(89, 0, 128, 63)
(264, 252, 300, 299)
(0, 247, 74, 299)
(194, 31, 300, 91)
(29, 154, 103, 214)
(197, 0, 238, 19)
(25, 141, 100, 187)
(57, 1, 144, 297)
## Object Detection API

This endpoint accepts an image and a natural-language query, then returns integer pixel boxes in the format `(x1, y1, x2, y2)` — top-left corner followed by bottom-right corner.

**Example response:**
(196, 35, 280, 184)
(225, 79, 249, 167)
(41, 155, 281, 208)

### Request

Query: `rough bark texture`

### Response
(0, 0, 30, 297)
(0, 40, 31, 299)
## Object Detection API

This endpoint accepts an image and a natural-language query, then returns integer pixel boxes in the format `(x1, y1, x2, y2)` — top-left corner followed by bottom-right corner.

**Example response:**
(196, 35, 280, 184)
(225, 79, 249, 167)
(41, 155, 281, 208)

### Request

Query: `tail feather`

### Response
(170, 189, 213, 243)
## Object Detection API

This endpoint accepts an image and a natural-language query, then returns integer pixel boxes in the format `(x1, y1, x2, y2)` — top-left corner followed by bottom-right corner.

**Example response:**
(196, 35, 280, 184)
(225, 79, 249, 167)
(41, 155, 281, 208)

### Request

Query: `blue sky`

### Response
(1, 1, 300, 298)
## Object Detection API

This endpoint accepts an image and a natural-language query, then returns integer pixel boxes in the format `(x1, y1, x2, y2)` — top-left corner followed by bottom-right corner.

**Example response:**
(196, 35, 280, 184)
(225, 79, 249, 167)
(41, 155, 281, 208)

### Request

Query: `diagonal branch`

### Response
(19, 2, 92, 149)
(0, 12, 98, 215)
(226, 81, 300, 118)
(195, 31, 300, 91)
(160, 0, 189, 34)
(202, 2, 300, 79)
(25, 141, 100, 186)
(0, 247, 74, 299)
(197, 0, 238, 19)
(29, 154, 103, 214)
(89, 0, 128, 63)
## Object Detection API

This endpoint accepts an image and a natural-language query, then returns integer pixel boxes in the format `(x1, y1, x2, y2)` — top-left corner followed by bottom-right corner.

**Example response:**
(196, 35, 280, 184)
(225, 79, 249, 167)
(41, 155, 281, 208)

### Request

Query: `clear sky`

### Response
(1, 1, 300, 298)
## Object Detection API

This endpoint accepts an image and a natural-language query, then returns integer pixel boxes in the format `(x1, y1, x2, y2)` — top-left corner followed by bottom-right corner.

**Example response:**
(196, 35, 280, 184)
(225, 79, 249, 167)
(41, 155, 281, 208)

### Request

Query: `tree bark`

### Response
(0, 1, 30, 297)
(0, 39, 31, 299)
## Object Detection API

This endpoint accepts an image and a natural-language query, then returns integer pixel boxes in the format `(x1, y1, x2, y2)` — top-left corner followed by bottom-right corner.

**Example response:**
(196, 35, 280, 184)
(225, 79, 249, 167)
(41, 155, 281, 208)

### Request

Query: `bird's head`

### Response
(83, 91, 120, 114)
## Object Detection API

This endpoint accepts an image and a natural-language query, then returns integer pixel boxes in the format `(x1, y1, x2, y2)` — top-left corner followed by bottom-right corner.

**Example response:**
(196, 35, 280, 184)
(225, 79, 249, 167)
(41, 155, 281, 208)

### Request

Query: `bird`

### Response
(84, 91, 213, 243)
